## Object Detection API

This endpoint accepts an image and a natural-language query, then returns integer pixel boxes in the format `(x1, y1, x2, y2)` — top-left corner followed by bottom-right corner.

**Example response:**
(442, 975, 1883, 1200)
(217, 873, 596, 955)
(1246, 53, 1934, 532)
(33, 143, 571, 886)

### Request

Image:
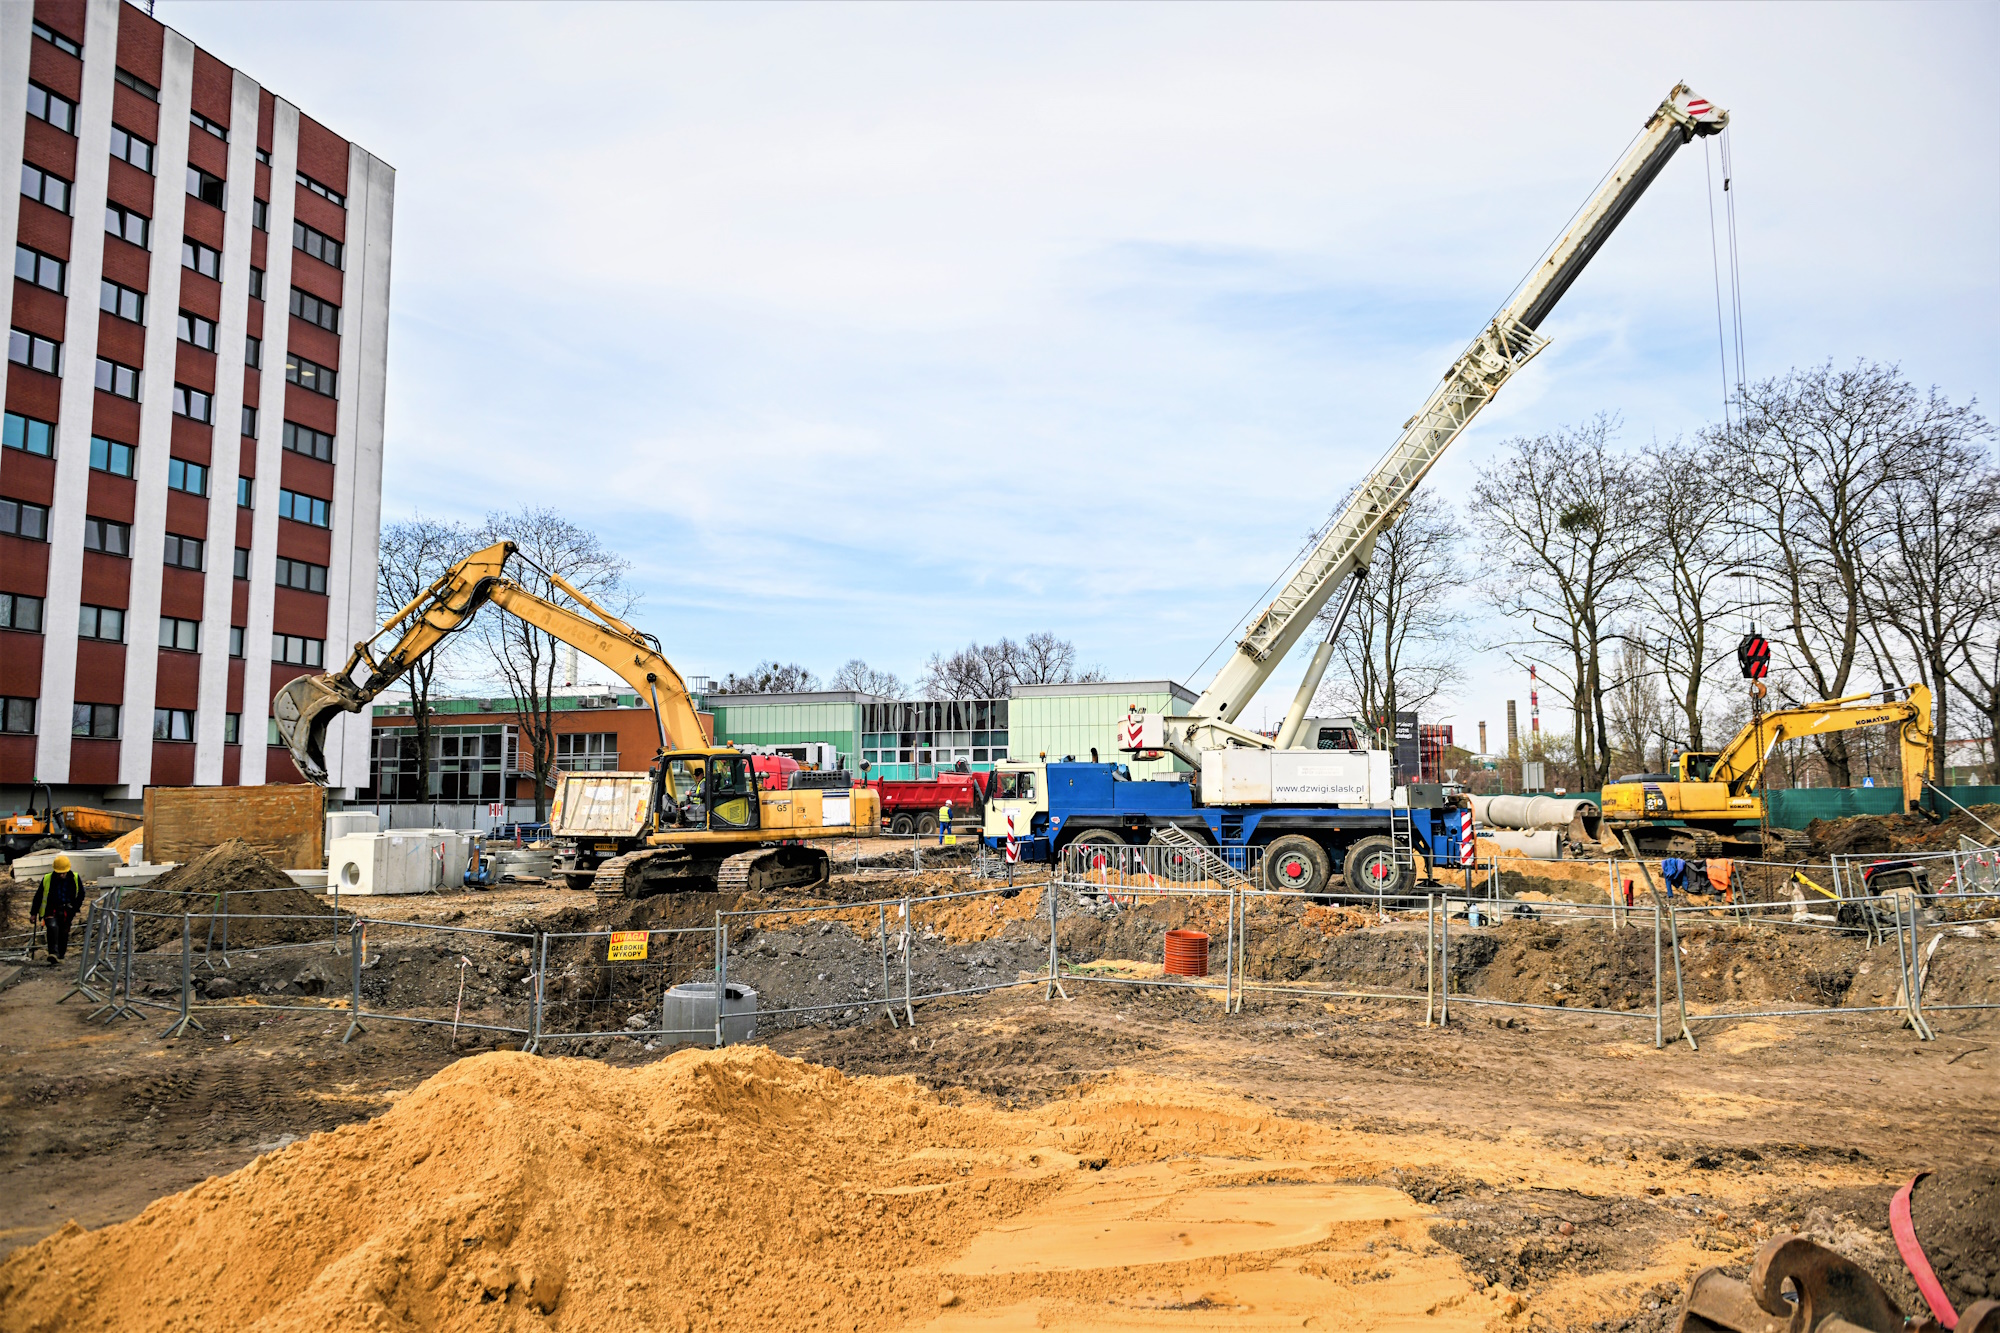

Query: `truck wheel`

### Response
(890, 814, 916, 836)
(1262, 835, 1329, 896)
(1068, 828, 1126, 874)
(1343, 835, 1408, 898)
(916, 813, 938, 836)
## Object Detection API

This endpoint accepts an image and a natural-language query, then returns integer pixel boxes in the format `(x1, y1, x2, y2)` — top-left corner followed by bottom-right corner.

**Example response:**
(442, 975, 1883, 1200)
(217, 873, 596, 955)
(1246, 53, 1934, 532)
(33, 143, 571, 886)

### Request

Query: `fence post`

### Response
(877, 904, 898, 1024)
(1906, 895, 1935, 1041)
(341, 920, 366, 1043)
(60, 904, 105, 1006)
(1440, 892, 1450, 1026)
(1651, 892, 1696, 1051)
(160, 912, 203, 1039)
(901, 893, 915, 1026)
(1425, 894, 1436, 1027)
(713, 912, 728, 1048)
(1653, 898, 1664, 1049)
(524, 931, 546, 1054)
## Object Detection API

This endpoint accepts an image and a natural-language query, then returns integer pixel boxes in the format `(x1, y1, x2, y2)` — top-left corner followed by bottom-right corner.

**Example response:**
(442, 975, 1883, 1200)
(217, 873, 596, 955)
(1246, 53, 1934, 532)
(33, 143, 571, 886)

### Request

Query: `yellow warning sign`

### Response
(607, 931, 649, 962)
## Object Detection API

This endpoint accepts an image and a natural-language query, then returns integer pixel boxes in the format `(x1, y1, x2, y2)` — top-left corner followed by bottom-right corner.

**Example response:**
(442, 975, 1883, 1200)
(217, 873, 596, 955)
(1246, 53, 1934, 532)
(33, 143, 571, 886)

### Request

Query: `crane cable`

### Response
(1704, 129, 1755, 639)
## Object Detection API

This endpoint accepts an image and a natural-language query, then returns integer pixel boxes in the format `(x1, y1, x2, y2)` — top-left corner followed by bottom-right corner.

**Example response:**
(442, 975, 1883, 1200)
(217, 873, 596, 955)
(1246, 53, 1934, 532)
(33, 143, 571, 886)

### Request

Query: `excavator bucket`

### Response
(272, 673, 364, 785)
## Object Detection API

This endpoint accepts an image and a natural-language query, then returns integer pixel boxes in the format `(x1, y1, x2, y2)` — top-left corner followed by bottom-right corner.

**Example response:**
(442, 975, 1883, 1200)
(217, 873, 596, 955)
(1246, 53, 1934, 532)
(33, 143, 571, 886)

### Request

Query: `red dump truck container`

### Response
(865, 771, 993, 836)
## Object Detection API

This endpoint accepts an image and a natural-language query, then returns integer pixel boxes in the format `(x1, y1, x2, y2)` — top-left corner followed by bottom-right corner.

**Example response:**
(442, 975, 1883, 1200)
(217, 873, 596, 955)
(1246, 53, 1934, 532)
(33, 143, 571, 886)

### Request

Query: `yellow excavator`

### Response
(273, 540, 879, 896)
(1601, 684, 1935, 857)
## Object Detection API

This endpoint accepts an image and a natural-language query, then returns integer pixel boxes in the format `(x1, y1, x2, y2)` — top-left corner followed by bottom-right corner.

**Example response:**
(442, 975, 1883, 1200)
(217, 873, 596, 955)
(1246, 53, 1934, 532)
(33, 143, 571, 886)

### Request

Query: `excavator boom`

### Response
(273, 541, 705, 784)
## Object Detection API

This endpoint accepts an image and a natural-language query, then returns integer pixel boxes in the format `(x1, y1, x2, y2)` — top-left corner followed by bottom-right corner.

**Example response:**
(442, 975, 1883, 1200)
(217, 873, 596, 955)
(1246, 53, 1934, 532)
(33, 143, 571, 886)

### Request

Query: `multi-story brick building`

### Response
(1, 0, 392, 808)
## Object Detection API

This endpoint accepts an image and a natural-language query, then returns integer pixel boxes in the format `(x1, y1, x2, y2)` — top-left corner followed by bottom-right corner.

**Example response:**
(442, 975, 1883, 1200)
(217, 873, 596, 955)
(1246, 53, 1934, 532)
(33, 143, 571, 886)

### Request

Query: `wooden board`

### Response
(143, 785, 325, 869)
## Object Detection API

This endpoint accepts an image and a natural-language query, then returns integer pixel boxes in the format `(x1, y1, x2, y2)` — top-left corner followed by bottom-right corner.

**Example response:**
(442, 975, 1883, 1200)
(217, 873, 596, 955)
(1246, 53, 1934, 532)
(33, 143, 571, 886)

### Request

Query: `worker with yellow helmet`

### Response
(31, 852, 84, 966)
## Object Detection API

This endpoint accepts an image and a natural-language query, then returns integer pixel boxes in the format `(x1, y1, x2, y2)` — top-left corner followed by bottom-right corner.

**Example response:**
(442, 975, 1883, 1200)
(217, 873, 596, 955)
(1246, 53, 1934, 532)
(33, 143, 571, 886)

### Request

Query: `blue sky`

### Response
(178, 1, 1999, 742)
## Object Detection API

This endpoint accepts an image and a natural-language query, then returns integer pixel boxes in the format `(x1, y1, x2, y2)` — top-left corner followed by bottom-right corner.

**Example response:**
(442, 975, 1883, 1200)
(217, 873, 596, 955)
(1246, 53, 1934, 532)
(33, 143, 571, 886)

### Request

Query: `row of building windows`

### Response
(4, 593, 323, 665)
(7, 417, 328, 507)
(0, 697, 257, 746)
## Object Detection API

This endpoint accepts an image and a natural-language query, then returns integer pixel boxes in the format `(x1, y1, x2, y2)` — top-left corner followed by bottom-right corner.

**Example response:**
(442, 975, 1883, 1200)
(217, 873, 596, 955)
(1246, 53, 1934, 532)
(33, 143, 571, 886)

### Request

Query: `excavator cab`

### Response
(1678, 752, 1720, 783)
(658, 753, 760, 832)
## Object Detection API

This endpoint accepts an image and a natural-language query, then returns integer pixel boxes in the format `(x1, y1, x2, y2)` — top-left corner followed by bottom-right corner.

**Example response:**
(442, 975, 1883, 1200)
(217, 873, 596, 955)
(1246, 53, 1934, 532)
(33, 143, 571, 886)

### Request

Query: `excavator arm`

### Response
(1710, 685, 1934, 806)
(273, 540, 705, 784)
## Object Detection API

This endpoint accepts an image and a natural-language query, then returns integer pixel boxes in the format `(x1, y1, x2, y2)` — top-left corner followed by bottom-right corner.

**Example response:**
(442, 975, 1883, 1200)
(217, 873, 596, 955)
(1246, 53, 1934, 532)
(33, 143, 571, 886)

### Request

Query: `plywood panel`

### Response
(144, 783, 324, 868)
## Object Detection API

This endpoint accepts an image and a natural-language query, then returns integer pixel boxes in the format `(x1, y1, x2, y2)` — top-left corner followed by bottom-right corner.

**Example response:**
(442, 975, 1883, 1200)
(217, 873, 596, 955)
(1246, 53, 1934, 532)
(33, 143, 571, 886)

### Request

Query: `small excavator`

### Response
(273, 540, 879, 897)
(1601, 684, 1935, 857)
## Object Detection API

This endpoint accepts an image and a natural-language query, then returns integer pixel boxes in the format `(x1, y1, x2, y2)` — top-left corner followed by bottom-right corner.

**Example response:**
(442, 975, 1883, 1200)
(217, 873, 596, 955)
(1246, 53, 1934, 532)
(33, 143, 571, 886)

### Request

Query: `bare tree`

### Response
(1634, 435, 1744, 753)
(1727, 361, 1943, 785)
(1604, 634, 1666, 775)
(920, 634, 1102, 700)
(1470, 416, 1646, 790)
(473, 508, 632, 820)
(1310, 490, 1468, 728)
(714, 662, 821, 694)
(830, 659, 905, 697)
(376, 514, 478, 802)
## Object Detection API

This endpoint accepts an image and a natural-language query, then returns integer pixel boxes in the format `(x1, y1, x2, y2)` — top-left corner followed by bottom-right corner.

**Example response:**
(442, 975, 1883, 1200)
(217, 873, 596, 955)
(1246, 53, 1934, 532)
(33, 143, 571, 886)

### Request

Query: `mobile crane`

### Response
(1601, 685, 1935, 856)
(989, 84, 1730, 895)
(273, 541, 880, 897)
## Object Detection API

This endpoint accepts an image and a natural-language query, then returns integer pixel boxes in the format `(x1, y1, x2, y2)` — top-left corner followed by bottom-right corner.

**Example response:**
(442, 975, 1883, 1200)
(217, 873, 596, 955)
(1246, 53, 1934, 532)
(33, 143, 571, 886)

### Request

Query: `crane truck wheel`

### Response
(1342, 836, 1410, 899)
(889, 814, 916, 836)
(1067, 828, 1127, 877)
(1262, 835, 1330, 896)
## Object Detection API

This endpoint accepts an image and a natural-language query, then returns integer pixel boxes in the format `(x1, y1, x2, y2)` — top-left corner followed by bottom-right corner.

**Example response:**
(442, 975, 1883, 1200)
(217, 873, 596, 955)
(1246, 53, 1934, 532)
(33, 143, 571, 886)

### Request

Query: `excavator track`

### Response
(716, 845, 832, 895)
(586, 844, 832, 901)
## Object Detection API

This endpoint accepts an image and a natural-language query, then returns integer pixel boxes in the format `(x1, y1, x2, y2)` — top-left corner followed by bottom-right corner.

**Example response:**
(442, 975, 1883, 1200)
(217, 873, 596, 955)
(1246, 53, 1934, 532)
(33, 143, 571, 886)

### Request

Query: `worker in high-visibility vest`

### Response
(32, 853, 85, 965)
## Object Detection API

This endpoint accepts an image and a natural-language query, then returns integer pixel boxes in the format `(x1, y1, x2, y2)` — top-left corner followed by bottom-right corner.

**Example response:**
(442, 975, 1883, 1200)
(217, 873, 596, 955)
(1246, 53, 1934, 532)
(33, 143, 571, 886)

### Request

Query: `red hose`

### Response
(1892, 1173, 1958, 1330)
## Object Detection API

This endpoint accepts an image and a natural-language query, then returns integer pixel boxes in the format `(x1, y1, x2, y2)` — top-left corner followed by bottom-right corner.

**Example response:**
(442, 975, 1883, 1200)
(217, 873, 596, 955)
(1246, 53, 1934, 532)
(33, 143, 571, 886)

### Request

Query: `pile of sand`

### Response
(115, 839, 339, 951)
(0, 1047, 1507, 1332)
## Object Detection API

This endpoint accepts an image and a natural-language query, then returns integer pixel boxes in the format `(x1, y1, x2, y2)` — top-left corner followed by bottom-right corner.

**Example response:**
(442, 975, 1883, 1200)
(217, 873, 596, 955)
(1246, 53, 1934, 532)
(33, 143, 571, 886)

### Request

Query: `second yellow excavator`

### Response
(273, 540, 879, 896)
(1601, 684, 1935, 857)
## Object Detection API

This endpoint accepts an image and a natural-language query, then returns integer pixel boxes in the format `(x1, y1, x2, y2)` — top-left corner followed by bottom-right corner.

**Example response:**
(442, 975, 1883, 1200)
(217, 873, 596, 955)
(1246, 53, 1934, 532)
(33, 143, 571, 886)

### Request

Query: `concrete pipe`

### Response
(1480, 829, 1564, 860)
(1471, 794, 1603, 844)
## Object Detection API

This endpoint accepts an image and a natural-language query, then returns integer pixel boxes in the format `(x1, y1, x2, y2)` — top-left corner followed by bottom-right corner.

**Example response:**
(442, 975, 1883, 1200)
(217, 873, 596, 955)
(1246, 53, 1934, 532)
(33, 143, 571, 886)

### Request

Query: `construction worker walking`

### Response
(32, 854, 84, 966)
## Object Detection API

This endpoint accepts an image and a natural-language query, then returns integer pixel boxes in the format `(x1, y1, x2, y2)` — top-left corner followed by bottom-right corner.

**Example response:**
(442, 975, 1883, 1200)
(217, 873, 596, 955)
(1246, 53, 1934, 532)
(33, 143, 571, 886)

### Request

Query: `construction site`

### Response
(4, 4, 1999, 1331)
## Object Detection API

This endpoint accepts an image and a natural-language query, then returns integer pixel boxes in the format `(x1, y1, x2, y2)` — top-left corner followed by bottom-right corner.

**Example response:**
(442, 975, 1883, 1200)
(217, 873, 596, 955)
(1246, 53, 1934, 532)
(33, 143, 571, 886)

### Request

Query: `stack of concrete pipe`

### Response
(1470, 794, 1604, 860)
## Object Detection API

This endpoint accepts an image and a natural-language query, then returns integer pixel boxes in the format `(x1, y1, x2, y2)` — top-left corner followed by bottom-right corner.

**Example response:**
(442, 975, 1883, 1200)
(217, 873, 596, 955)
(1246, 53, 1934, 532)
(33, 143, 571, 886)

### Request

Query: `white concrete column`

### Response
(33, 0, 123, 781)
(112, 25, 196, 795)
(192, 69, 264, 783)
(0, 1, 32, 441)
(238, 100, 299, 785)
(319, 145, 393, 795)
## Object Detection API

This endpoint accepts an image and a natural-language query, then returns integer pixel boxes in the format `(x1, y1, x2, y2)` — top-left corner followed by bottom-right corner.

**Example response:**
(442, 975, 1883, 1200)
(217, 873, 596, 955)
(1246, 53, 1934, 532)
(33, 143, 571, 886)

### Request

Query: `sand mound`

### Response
(0, 1048, 1501, 1332)
(117, 839, 339, 951)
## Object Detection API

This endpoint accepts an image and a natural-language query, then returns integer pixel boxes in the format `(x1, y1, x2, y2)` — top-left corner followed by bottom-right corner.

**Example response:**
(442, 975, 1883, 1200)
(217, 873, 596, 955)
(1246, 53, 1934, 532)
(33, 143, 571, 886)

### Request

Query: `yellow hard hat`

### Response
(52, 853, 71, 872)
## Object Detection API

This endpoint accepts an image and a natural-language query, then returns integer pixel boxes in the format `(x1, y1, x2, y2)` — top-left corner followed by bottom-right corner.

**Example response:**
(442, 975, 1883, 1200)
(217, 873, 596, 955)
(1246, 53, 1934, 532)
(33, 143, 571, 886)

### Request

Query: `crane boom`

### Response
(1186, 84, 1727, 740)
(273, 541, 706, 783)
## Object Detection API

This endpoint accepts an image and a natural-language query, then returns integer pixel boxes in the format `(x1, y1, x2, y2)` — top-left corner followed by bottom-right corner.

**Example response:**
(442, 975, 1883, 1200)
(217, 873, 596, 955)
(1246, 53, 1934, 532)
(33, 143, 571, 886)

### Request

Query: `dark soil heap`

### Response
(1909, 1163, 2000, 1310)
(1808, 804, 2000, 856)
(113, 839, 340, 951)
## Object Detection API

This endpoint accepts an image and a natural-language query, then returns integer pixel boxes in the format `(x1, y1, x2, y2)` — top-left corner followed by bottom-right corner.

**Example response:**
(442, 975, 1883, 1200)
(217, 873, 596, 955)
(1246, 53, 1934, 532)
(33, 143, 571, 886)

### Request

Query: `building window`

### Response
(167, 457, 209, 495)
(15, 244, 65, 293)
(105, 203, 150, 248)
(162, 532, 204, 570)
(73, 702, 119, 738)
(274, 555, 327, 593)
(172, 385, 214, 424)
(32, 20, 81, 57)
(242, 406, 259, 441)
(224, 712, 241, 744)
(95, 358, 140, 399)
(10, 329, 61, 376)
(2, 498, 52, 541)
(108, 125, 156, 174)
(233, 546, 250, 579)
(83, 516, 130, 555)
(248, 267, 265, 299)
(292, 221, 343, 269)
(181, 238, 221, 280)
(190, 110, 228, 143)
(277, 489, 330, 527)
(115, 68, 159, 102)
(229, 625, 245, 656)
(282, 421, 333, 462)
(256, 147, 271, 166)
(100, 279, 145, 323)
(27, 84, 77, 134)
(1, 592, 45, 633)
(78, 604, 124, 641)
(245, 335, 262, 369)
(237, 476, 252, 507)
(1, 697, 35, 734)
(289, 287, 340, 333)
(177, 310, 217, 351)
(251, 197, 268, 232)
(556, 732, 620, 772)
(90, 436, 135, 477)
(4, 412, 55, 457)
(272, 634, 324, 667)
(186, 165, 225, 210)
(20, 164, 72, 214)
(158, 616, 200, 652)
(153, 707, 196, 742)
(297, 171, 345, 206)
(285, 353, 336, 398)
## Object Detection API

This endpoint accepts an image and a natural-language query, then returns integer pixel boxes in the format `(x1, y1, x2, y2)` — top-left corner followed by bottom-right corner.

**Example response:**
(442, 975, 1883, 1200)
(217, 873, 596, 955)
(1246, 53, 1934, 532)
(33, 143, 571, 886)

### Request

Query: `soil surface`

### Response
(1, 865, 1994, 1331)
(116, 839, 343, 951)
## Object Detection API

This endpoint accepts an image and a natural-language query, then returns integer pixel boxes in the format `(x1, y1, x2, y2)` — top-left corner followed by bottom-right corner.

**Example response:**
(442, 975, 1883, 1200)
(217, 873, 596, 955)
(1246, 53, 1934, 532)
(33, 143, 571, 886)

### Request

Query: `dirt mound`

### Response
(1808, 804, 2000, 857)
(0, 1047, 1491, 1332)
(116, 839, 339, 951)
(1908, 1164, 2000, 1313)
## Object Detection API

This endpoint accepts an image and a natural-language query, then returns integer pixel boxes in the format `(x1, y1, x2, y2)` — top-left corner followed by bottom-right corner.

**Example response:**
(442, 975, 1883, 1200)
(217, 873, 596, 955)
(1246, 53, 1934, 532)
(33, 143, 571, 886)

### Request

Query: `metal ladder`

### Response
(1390, 802, 1416, 871)
(1151, 823, 1254, 888)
